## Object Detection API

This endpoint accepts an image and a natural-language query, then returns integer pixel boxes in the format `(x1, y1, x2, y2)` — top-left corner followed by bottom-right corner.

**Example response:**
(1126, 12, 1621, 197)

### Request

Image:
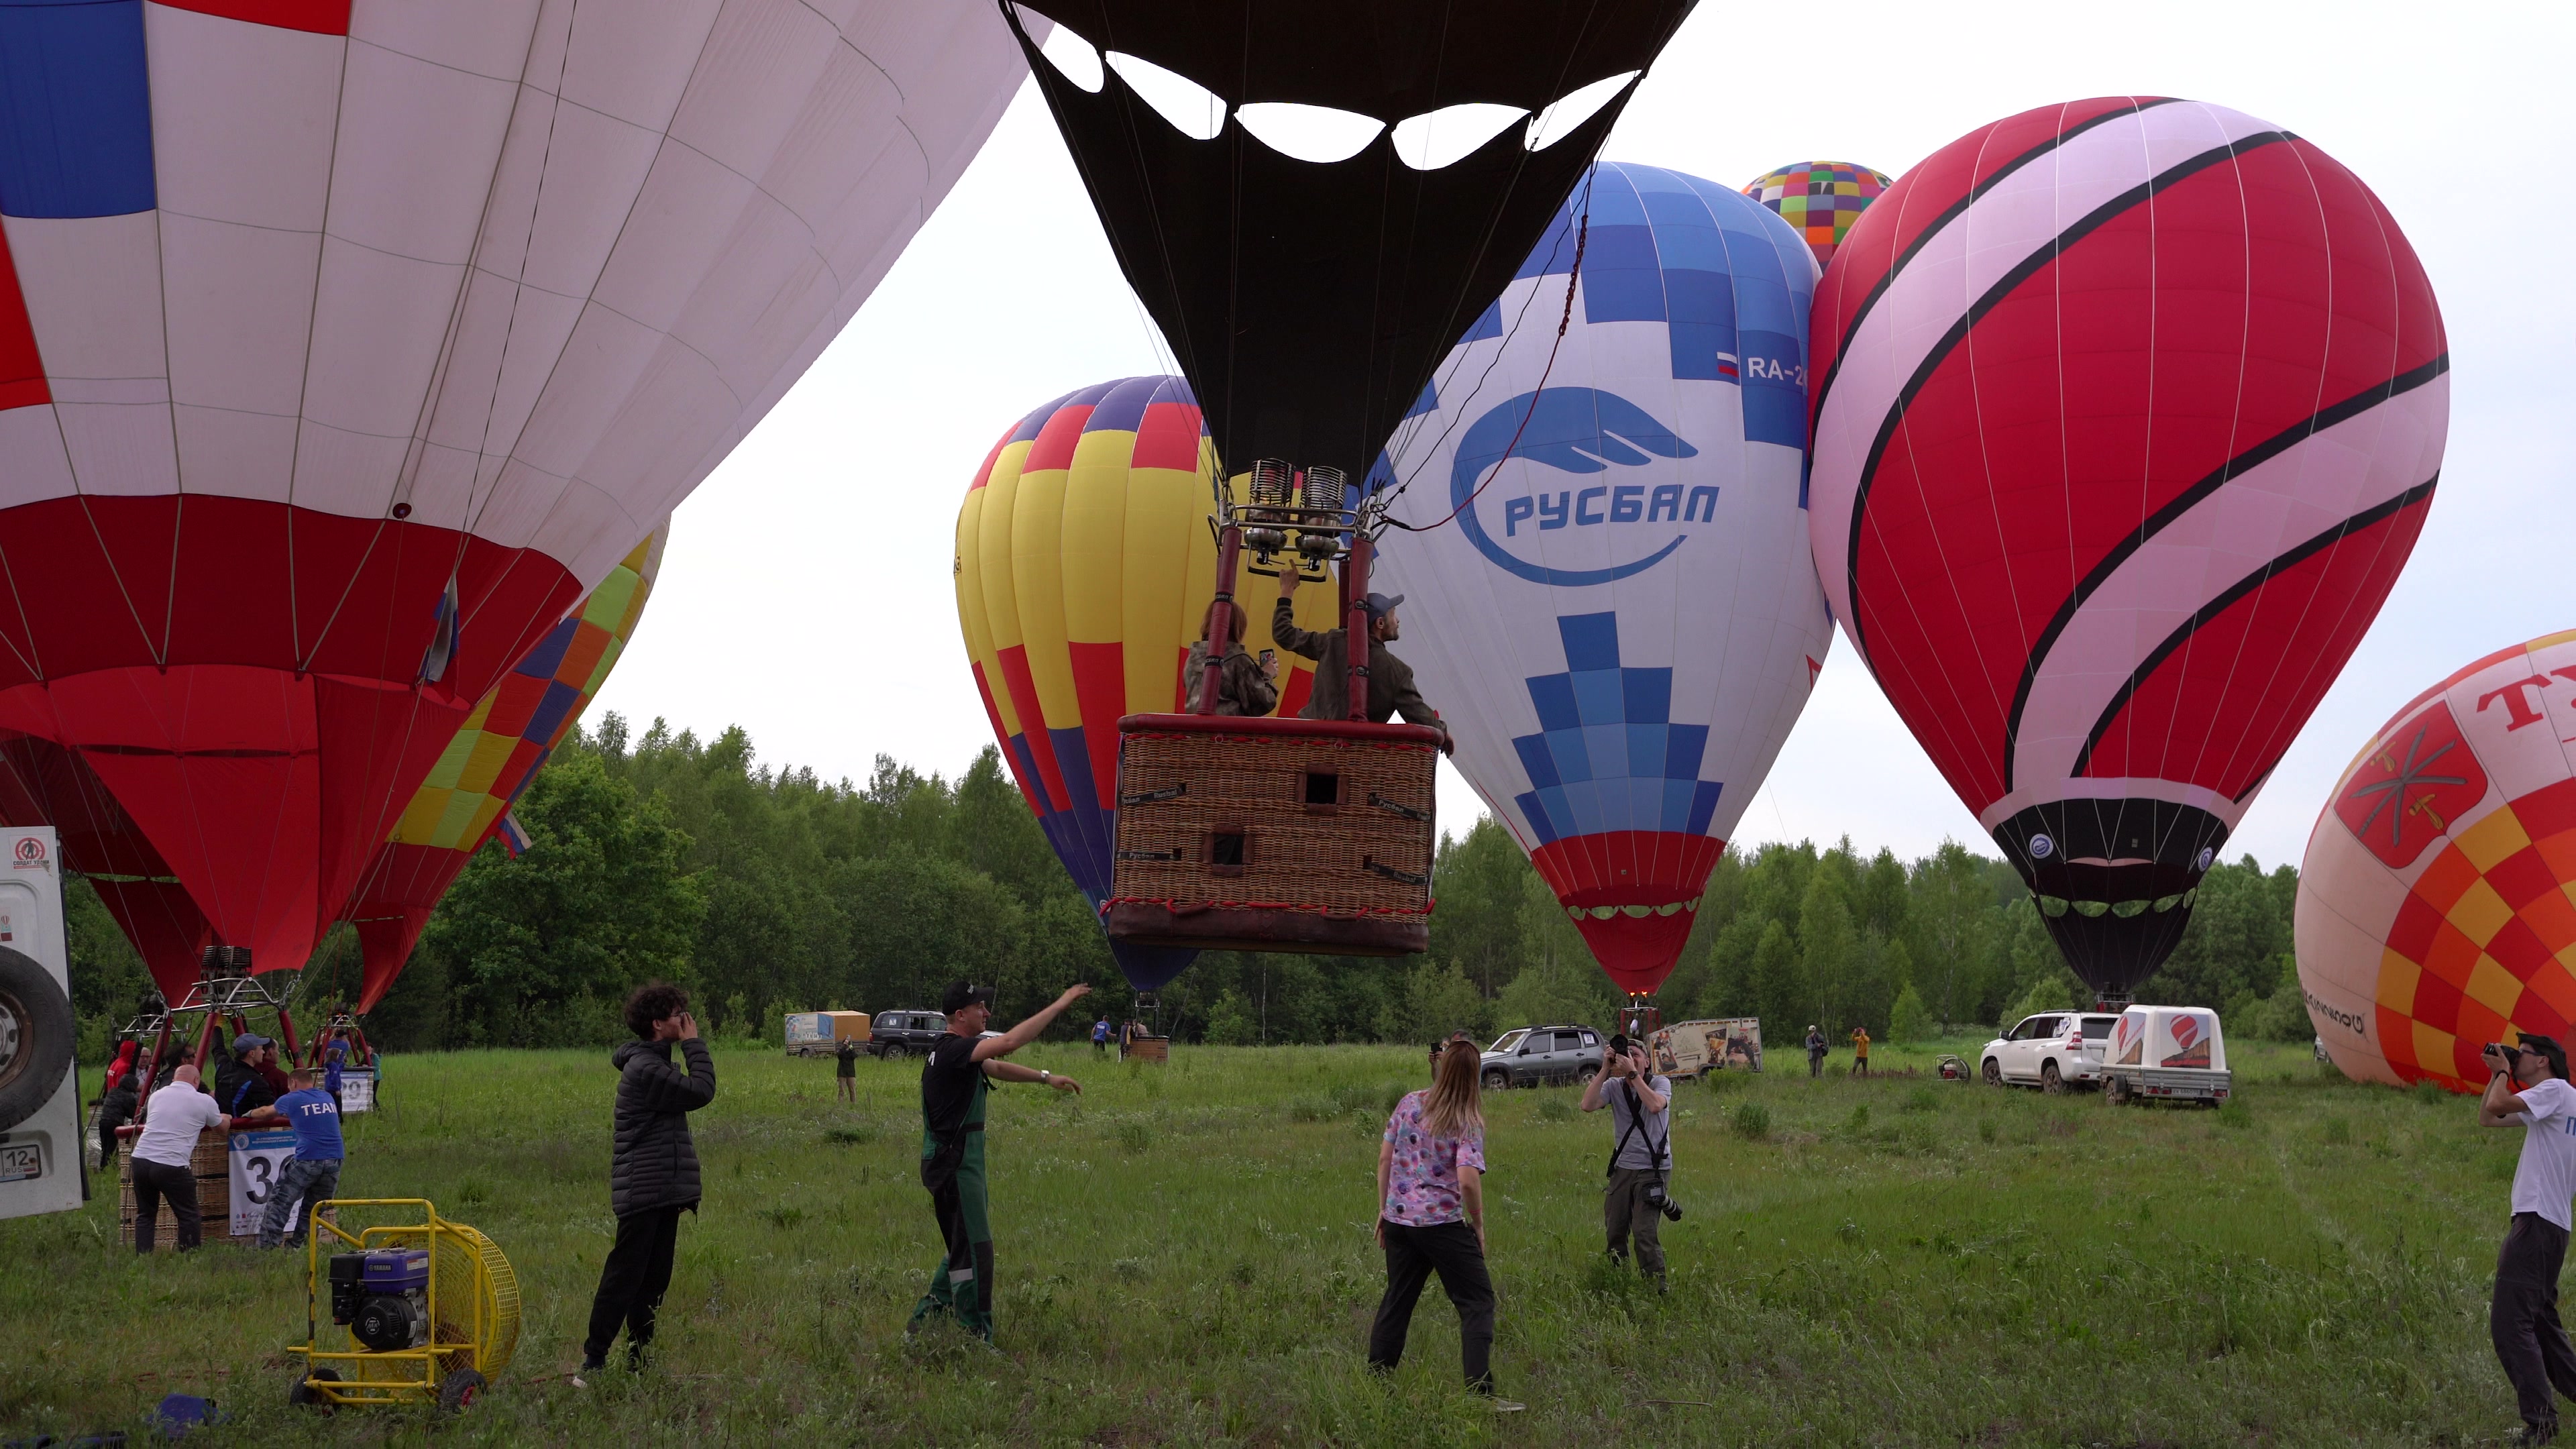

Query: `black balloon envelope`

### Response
(1000, 0, 1698, 484)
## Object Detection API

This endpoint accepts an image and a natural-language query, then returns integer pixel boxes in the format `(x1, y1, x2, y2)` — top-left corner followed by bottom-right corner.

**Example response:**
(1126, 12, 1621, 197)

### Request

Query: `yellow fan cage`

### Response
(290, 1199, 518, 1411)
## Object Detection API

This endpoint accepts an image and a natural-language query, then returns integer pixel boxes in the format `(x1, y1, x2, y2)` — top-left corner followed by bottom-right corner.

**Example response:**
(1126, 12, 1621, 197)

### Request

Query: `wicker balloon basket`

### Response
(1106, 714, 1438, 955)
(117, 1128, 247, 1250)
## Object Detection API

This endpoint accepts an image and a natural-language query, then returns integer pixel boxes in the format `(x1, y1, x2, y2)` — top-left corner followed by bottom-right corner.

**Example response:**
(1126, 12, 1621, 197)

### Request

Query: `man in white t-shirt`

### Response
(2481, 1034, 2576, 1444)
(129, 1064, 231, 1253)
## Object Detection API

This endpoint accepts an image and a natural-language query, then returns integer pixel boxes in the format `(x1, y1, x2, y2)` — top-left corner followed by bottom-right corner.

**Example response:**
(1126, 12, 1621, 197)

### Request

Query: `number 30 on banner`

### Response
(228, 1128, 300, 1238)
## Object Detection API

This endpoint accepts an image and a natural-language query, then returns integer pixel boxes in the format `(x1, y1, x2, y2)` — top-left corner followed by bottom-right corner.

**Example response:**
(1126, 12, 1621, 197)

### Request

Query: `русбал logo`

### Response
(1450, 387, 1700, 588)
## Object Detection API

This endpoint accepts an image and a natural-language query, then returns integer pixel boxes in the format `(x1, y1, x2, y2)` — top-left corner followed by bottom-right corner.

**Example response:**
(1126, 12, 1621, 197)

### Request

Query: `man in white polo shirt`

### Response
(2481, 1034, 2576, 1444)
(130, 1064, 230, 1253)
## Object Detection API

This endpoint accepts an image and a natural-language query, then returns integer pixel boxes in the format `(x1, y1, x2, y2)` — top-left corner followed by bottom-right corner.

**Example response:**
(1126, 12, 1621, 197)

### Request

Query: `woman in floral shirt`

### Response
(1369, 1040, 1517, 1409)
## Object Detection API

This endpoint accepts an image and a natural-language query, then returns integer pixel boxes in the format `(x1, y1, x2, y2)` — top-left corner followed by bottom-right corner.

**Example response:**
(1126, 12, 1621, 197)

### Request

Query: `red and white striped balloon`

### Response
(1807, 97, 2447, 1002)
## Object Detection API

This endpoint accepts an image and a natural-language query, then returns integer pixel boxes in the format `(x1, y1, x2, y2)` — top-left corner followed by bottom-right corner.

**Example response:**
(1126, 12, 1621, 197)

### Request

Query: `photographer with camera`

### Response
(1580, 1033, 1676, 1285)
(2479, 1034, 2576, 1444)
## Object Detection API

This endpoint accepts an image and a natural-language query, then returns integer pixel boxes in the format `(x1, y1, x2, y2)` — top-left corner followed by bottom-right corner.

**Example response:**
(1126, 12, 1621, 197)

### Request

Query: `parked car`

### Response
(2101, 1006, 2231, 1105)
(784, 1011, 870, 1057)
(867, 1010, 948, 1060)
(1479, 1024, 1605, 1090)
(1978, 1010, 2123, 1093)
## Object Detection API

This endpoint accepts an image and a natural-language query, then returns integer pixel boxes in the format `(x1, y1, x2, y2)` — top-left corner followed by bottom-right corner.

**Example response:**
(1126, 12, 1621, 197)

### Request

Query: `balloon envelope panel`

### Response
(1373, 162, 1832, 996)
(1741, 161, 1890, 271)
(1807, 97, 2447, 1000)
(0, 0, 1024, 973)
(347, 527, 668, 1013)
(2298, 633, 2576, 1093)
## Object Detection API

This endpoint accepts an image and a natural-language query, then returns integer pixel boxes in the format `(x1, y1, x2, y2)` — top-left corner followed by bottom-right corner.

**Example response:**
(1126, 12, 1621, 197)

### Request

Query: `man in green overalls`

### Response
(910, 979, 1090, 1341)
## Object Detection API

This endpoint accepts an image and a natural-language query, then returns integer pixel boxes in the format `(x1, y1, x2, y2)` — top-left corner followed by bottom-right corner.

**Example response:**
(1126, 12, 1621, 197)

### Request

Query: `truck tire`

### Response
(1982, 1057, 2002, 1088)
(2041, 1061, 2064, 1095)
(881, 1044, 907, 1063)
(0, 946, 74, 1133)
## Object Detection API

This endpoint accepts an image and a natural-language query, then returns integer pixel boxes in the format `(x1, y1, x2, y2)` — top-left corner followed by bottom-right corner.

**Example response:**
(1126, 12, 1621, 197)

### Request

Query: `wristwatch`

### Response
(1039, 1069, 1053, 1084)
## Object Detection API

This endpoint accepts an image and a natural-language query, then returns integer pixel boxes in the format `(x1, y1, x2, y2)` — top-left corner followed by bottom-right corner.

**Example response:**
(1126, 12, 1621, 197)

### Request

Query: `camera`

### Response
(1642, 1177, 1683, 1222)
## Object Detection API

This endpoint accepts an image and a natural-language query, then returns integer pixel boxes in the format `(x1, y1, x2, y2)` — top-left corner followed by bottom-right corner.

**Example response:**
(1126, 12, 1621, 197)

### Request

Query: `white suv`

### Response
(1980, 1011, 2123, 1093)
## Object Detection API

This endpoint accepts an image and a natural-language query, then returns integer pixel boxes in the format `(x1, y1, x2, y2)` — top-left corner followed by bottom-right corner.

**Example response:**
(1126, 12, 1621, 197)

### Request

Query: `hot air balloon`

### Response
(343, 527, 667, 1014)
(956, 378, 1353, 988)
(1808, 97, 2447, 1008)
(2297, 633, 2576, 1093)
(0, 2, 1028, 985)
(1004, 2, 1699, 956)
(1371, 162, 1831, 998)
(1741, 161, 1891, 272)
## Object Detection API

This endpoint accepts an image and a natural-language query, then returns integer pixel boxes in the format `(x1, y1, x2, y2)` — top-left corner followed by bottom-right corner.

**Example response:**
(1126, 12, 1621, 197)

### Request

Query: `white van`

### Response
(2100, 1006, 2231, 1105)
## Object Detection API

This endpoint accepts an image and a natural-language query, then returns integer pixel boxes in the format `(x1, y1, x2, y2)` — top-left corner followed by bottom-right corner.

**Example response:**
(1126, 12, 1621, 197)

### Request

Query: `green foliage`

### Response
(1890, 983, 1931, 1044)
(414, 748, 705, 1046)
(1389, 959, 1487, 1044)
(62, 877, 152, 1063)
(1732, 1101, 1772, 1139)
(209, 706, 2298, 1060)
(1205, 989, 1258, 1046)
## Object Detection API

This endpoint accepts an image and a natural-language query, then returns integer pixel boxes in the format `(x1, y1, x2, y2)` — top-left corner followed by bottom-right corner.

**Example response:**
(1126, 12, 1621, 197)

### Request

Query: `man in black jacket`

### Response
(214, 1034, 285, 1122)
(576, 983, 716, 1383)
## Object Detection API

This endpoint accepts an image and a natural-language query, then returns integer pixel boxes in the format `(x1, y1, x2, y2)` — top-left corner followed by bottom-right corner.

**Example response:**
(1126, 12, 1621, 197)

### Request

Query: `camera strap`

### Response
(1605, 1079, 1671, 1177)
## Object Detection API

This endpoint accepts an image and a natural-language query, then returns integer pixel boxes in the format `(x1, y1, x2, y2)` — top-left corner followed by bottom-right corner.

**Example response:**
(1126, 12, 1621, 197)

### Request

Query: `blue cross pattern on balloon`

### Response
(1510, 612, 1723, 847)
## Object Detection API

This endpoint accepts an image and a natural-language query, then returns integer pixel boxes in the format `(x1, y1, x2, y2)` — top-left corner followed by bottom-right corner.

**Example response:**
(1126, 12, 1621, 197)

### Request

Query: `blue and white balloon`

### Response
(1372, 162, 1831, 994)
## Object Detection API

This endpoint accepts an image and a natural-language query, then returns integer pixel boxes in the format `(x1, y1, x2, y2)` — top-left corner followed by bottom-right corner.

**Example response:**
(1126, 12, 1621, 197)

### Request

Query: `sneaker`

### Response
(570, 1357, 606, 1389)
(1487, 1397, 1527, 1413)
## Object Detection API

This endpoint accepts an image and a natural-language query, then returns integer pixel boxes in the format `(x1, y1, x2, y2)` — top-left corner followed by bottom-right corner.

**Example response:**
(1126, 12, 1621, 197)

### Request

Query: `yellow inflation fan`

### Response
(287, 1199, 519, 1413)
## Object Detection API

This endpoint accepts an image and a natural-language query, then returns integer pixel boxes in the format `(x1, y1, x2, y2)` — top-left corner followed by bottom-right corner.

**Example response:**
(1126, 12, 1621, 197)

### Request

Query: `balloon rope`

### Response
(1383, 179, 1591, 535)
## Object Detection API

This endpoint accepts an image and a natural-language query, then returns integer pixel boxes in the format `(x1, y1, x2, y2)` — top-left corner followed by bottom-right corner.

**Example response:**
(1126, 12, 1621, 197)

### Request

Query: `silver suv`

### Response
(1480, 1024, 1605, 1090)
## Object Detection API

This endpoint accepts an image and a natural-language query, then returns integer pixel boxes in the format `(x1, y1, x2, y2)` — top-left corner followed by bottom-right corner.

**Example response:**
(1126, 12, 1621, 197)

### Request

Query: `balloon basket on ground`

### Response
(1104, 714, 1438, 956)
(114, 1126, 243, 1250)
(287, 1199, 518, 1414)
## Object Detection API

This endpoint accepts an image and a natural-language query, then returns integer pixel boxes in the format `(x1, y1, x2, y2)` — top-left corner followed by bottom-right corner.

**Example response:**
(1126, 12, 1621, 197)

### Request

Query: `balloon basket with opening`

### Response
(286, 1199, 519, 1414)
(1104, 714, 1438, 955)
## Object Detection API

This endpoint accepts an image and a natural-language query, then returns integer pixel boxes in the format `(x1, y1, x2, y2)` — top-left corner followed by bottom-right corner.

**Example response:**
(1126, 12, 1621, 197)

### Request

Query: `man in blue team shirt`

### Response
(260, 1067, 345, 1250)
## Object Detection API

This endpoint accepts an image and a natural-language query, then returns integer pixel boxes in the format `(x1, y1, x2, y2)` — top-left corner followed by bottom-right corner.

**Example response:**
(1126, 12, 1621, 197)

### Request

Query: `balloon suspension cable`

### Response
(1383, 169, 1594, 535)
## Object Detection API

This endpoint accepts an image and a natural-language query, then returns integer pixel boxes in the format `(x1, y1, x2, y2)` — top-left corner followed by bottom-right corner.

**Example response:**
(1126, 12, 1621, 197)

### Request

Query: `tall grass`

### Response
(0, 1037, 2524, 1445)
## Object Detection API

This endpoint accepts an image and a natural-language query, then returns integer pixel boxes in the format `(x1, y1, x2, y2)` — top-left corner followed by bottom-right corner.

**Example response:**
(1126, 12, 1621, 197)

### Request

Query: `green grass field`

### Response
(0, 1036, 2534, 1446)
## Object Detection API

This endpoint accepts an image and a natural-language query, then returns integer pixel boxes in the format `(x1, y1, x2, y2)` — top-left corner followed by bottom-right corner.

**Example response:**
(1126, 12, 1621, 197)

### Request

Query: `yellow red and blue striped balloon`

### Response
(954, 376, 1342, 989)
(345, 527, 668, 1010)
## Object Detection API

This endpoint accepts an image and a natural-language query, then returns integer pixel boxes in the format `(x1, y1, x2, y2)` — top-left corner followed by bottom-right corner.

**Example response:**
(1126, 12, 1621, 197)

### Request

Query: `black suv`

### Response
(867, 1010, 948, 1060)
(1479, 1024, 1606, 1089)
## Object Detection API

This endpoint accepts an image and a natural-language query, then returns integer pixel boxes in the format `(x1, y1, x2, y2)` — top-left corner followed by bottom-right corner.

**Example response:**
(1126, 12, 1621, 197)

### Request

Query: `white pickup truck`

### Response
(1978, 1011, 2123, 1093)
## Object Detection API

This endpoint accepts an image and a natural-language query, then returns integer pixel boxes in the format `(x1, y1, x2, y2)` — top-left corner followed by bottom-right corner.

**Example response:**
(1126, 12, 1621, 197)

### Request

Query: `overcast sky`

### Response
(591, 0, 2575, 875)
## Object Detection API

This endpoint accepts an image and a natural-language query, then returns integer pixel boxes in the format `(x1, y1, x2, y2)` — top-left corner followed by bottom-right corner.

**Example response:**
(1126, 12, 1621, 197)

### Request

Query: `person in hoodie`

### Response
(576, 982, 716, 1383)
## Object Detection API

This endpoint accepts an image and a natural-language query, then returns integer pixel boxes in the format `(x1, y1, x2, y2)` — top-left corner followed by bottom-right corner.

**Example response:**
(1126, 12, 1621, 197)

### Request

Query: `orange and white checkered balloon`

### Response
(2298, 631, 2576, 1091)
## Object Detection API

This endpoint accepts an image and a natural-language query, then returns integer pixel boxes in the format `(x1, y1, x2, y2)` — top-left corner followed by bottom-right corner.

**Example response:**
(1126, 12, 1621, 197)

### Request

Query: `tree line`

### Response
(61, 716, 2319, 1055)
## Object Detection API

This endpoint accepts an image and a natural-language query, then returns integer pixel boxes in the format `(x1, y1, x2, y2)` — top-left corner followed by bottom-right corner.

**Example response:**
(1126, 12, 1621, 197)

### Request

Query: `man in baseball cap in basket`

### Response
(909, 979, 1089, 1343)
(1273, 572, 1452, 751)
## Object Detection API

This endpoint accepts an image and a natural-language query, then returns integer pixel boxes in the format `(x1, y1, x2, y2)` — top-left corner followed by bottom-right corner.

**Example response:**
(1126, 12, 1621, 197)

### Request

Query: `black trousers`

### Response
(130, 1157, 201, 1252)
(584, 1206, 683, 1364)
(1368, 1219, 1496, 1391)
(2495, 1212, 2576, 1428)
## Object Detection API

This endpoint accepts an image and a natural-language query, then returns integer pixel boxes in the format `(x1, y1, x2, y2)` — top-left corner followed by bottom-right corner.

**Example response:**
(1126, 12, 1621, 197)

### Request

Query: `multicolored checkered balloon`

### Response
(1741, 160, 1893, 272)
(2300, 631, 2576, 1093)
(345, 527, 668, 1010)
